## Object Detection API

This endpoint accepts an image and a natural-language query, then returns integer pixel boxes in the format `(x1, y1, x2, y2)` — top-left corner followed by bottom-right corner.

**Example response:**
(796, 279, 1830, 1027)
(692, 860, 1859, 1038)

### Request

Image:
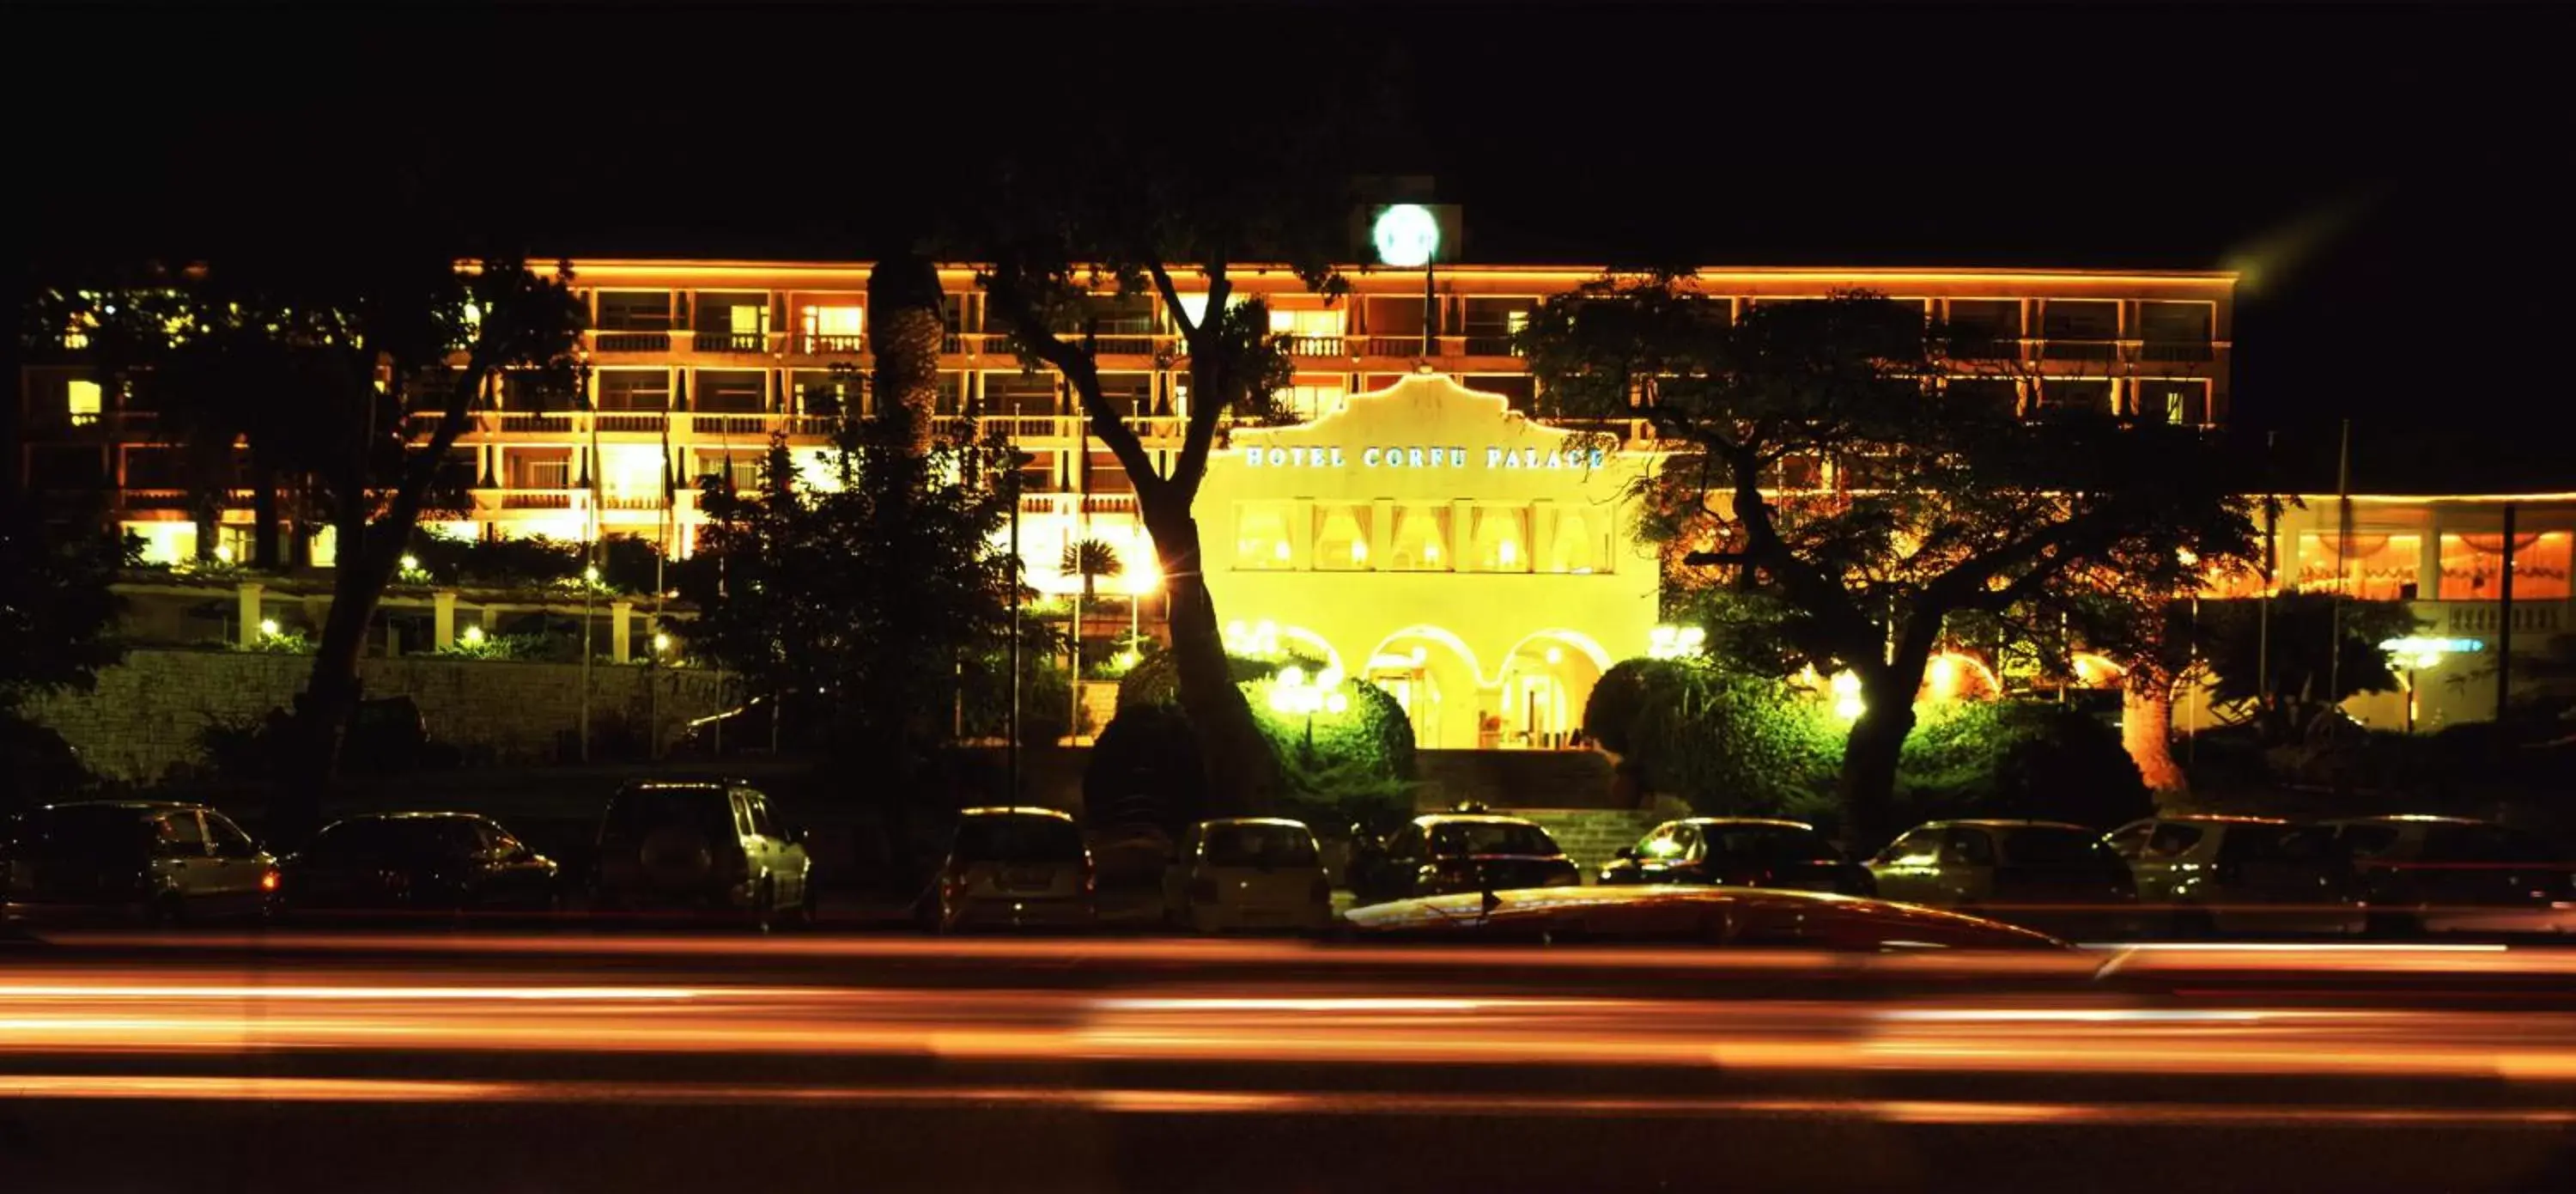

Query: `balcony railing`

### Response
(592, 411, 666, 433)
(2446, 602, 2565, 637)
(1949, 337, 2025, 360)
(499, 412, 575, 434)
(2038, 338, 2121, 361)
(493, 489, 576, 510)
(690, 331, 769, 354)
(799, 333, 867, 356)
(2140, 340, 2216, 363)
(1019, 492, 1143, 519)
(592, 331, 670, 352)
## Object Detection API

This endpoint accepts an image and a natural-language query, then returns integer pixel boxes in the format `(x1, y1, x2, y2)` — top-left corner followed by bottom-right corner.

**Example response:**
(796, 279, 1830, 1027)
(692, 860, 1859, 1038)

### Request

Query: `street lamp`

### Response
(2379, 636, 2485, 734)
(1830, 671, 1865, 722)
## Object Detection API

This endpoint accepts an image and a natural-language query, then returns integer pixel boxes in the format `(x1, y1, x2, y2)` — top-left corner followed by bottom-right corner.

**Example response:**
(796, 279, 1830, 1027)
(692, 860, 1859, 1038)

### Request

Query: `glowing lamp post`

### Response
(1372, 203, 1443, 356)
(1830, 671, 1865, 722)
(1268, 663, 1350, 752)
(2379, 636, 2485, 734)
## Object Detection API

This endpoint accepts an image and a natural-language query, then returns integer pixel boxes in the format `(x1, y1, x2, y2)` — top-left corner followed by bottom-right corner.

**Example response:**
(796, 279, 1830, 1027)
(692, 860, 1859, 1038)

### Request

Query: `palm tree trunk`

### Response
(868, 253, 945, 452)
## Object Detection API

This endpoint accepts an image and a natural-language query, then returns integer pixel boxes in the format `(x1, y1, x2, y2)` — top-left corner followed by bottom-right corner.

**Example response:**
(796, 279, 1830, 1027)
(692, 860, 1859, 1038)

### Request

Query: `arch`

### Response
(1924, 650, 2004, 702)
(2071, 651, 2128, 689)
(1500, 628, 1615, 679)
(1270, 624, 1346, 677)
(1364, 624, 1484, 682)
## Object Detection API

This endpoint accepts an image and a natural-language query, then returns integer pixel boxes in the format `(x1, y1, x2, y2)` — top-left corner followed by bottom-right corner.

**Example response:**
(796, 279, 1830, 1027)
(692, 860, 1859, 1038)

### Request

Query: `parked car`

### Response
(590, 780, 812, 929)
(1347, 813, 1582, 905)
(1599, 817, 1874, 896)
(279, 812, 559, 918)
(1341, 883, 2067, 951)
(928, 807, 1097, 931)
(1866, 819, 2142, 939)
(1162, 818, 1334, 934)
(1, 801, 276, 926)
(2103, 815, 2367, 937)
(2321, 814, 2576, 936)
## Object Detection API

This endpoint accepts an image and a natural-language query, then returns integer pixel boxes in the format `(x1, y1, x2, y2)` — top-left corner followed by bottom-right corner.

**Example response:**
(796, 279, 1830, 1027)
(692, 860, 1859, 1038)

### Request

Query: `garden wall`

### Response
(24, 649, 726, 783)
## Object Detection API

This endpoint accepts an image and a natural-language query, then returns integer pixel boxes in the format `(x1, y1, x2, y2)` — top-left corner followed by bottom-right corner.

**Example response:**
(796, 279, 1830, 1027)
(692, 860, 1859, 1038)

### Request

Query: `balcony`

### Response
(1019, 492, 1142, 520)
(1949, 336, 2025, 360)
(690, 331, 770, 354)
(2140, 339, 2217, 364)
(492, 489, 577, 510)
(592, 331, 670, 353)
(2038, 338, 2120, 361)
(2444, 602, 2566, 637)
(799, 333, 867, 356)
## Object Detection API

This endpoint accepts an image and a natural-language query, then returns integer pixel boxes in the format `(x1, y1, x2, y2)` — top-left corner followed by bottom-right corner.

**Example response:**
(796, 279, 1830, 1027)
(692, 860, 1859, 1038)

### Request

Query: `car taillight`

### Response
(1309, 874, 1333, 903)
(259, 868, 280, 892)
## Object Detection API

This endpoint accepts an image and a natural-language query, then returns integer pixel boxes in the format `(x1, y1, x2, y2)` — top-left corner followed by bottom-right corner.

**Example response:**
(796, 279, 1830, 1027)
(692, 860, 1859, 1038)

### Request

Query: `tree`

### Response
(1060, 536, 1122, 670)
(972, 128, 1362, 817)
(0, 492, 137, 811)
(39, 255, 587, 836)
(677, 416, 1019, 831)
(868, 252, 947, 452)
(1521, 277, 2259, 848)
(2193, 594, 2421, 740)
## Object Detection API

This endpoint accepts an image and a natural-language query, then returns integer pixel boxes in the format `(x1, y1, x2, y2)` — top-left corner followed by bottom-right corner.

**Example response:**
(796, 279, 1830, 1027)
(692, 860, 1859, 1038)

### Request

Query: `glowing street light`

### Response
(462, 624, 487, 646)
(1647, 624, 1708, 661)
(651, 631, 671, 655)
(257, 618, 280, 638)
(1831, 671, 1865, 722)
(1370, 204, 1442, 269)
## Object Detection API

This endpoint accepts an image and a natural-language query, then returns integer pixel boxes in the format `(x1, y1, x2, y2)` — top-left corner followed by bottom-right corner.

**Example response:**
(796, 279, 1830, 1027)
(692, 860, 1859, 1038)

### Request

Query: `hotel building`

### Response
(19, 259, 2551, 742)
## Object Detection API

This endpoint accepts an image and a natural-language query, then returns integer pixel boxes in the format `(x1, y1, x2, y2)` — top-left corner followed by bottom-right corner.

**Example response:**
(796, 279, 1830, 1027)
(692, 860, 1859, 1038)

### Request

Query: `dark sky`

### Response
(10, 3, 2572, 491)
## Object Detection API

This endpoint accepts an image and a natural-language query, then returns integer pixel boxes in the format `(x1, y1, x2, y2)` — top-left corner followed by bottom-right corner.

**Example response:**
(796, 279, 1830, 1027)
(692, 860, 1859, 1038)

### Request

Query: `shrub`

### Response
(1893, 700, 2150, 831)
(1091, 652, 1417, 835)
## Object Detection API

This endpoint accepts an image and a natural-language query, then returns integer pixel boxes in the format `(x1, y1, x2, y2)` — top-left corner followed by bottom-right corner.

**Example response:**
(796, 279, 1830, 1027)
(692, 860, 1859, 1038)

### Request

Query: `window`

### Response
(2139, 301, 2213, 344)
(595, 291, 672, 331)
(2037, 379, 2112, 413)
(502, 371, 572, 411)
(1277, 382, 1346, 422)
(1941, 827, 1996, 867)
(1472, 507, 1528, 573)
(1875, 830, 1942, 868)
(1384, 825, 1425, 863)
(1548, 508, 1601, 574)
(952, 814, 1084, 862)
(1947, 299, 2022, 340)
(1710, 825, 1833, 863)
(1201, 822, 1320, 868)
(2439, 531, 2572, 600)
(155, 811, 208, 856)
(695, 369, 767, 414)
(2295, 532, 2422, 600)
(1635, 825, 1679, 860)
(2334, 824, 2403, 859)
(2040, 300, 2118, 341)
(1427, 821, 1559, 858)
(1388, 505, 1450, 571)
(204, 813, 259, 859)
(792, 369, 859, 417)
(1996, 826, 2120, 871)
(596, 369, 671, 412)
(2145, 823, 2205, 859)
(738, 789, 775, 838)
(2103, 823, 2153, 860)
(1269, 307, 1346, 349)
(2136, 380, 2210, 424)
(509, 448, 572, 490)
(801, 304, 864, 346)
(66, 379, 102, 427)
(1313, 505, 1371, 571)
(1668, 823, 1704, 861)
(983, 371, 1059, 417)
(1235, 504, 1294, 570)
(696, 292, 770, 335)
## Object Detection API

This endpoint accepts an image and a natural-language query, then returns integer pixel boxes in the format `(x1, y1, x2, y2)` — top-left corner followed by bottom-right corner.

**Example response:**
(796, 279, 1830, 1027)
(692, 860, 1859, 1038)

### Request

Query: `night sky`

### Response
(10, 3, 2570, 491)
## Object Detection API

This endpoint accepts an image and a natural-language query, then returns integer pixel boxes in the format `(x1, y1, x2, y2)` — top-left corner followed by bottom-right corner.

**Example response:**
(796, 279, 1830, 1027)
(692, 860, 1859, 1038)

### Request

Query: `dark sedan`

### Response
(279, 812, 559, 918)
(1598, 817, 1874, 896)
(1341, 884, 2068, 951)
(1346, 813, 1582, 905)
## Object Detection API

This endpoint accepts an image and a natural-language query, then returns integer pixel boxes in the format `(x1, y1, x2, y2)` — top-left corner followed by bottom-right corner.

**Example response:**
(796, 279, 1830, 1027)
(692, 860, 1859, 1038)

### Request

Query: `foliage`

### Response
(1096, 651, 1415, 833)
(2192, 594, 2421, 736)
(1115, 649, 1288, 712)
(1060, 538, 1123, 594)
(1585, 656, 2149, 840)
(960, 651, 1088, 748)
(1521, 277, 2260, 847)
(429, 632, 546, 661)
(678, 423, 1022, 775)
(0, 494, 137, 711)
(1084, 704, 1206, 831)
(1586, 659, 1843, 818)
(1, 712, 93, 814)
(230, 630, 315, 655)
(405, 532, 664, 594)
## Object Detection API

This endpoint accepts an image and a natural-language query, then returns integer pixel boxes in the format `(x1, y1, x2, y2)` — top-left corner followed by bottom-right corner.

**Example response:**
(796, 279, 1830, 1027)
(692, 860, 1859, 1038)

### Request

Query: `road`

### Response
(6, 928, 2576, 1192)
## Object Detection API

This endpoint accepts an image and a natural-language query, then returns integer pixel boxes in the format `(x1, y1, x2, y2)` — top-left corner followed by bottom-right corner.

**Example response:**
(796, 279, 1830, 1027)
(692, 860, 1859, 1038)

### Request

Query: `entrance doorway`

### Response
(1498, 634, 1605, 750)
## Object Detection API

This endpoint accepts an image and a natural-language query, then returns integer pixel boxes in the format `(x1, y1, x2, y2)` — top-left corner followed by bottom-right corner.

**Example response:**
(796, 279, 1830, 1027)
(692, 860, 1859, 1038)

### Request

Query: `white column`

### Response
(237, 582, 264, 649)
(433, 589, 457, 650)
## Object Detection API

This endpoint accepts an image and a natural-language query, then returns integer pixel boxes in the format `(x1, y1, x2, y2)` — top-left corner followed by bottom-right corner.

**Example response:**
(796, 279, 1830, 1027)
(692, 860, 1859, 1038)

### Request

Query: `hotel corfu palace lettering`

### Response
(1241, 444, 1610, 471)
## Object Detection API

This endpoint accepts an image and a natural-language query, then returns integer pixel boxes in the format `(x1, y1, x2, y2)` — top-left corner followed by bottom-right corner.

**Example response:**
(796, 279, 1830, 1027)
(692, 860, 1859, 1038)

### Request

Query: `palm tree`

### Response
(866, 252, 946, 451)
(1060, 538, 1122, 740)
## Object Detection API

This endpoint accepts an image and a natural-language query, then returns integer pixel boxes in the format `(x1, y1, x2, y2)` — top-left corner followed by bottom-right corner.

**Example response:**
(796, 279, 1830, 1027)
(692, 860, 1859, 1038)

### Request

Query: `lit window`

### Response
(598, 445, 671, 502)
(1235, 504, 1293, 570)
(1473, 508, 1528, 573)
(1388, 506, 1450, 571)
(1549, 509, 1599, 574)
(2439, 531, 2572, 600)
(2293, 533, 2421, 601)
(1267, 308, 1345, 338)
(66, 380, 102, 427)
(802, 305, 863, 343)
(1313, 506, 1371, 572)
(730, 304, 768, 336)
(1277, 383, 1346, 421)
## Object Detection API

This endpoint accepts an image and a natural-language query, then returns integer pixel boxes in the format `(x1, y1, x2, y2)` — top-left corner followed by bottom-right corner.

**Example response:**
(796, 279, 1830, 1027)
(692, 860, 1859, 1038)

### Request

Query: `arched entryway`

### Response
(1361, 625, 1482, 751)
(1496, 630, 1612, 749)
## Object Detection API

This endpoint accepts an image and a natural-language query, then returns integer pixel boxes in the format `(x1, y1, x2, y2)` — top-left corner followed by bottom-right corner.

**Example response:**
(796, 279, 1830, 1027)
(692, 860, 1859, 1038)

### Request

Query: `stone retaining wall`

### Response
(25, 649, 727, 783)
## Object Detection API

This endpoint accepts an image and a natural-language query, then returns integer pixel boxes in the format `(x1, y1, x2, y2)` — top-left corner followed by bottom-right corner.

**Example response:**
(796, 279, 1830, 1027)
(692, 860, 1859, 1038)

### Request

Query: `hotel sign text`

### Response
(1242, 444, 1608, 471)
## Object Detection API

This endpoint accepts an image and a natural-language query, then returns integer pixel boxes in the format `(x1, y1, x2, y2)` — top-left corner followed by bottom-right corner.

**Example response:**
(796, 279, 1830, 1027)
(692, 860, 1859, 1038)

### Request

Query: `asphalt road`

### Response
(7, 928, 2576, 1193)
